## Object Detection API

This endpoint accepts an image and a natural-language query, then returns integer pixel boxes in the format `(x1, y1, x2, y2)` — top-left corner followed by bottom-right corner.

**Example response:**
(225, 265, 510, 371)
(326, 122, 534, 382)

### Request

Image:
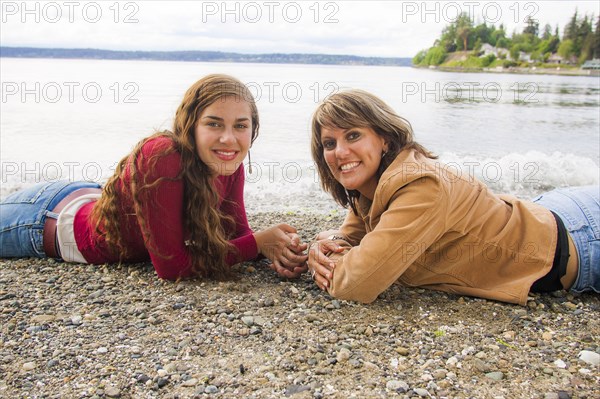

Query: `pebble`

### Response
(554, 359, 567, 369)
(31, 315, 55, 324)
(396, 347, 409, 356)
(157, 378, 169, 388)
(105, 387, 120, 397)
(285, 384, 311, 396)
(0, 215, 598, 399)
(21, 362, 36, 371)
(577, 350, 599, 366)
(414, 388, 430, 397)
(485, 371, 504, 381)
(204, 385, 218, 394)
(432, 369, 447, 379)
(336, 348, 351, 363)
(181, 378, 198, 387)
(386, 380, 408, 392)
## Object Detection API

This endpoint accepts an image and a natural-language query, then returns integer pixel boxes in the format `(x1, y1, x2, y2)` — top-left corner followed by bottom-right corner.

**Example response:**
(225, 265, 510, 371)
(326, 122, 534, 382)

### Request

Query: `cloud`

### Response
(1, 1, 598, 57)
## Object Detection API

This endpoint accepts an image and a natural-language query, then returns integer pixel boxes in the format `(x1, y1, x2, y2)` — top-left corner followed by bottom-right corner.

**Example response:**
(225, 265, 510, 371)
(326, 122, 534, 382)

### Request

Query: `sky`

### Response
(1, 1, 599, 58)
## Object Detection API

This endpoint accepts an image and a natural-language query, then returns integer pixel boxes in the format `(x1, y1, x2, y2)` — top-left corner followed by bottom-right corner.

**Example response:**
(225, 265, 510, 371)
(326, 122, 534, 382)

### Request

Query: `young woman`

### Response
(0, 74, 307, 280)
(307, 89, 599, 305)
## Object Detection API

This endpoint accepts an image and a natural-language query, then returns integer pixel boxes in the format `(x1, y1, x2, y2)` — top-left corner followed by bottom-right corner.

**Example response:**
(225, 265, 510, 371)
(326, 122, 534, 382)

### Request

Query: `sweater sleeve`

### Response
(134, 141, 195, 280)
(220, 165, 259, 263)
(328, 177, 446, 303)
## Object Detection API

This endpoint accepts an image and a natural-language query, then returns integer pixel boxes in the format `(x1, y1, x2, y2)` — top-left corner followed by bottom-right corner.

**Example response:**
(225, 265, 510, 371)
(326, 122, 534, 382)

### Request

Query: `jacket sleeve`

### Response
(220, 165, 259, 263)
(339, 209, 367, 246)
(328, 177, 446, 303)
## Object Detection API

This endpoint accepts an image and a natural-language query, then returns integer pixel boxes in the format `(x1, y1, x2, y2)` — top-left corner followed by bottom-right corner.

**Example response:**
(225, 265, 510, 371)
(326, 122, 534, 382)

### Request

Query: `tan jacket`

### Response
(329, 149, 557, 305)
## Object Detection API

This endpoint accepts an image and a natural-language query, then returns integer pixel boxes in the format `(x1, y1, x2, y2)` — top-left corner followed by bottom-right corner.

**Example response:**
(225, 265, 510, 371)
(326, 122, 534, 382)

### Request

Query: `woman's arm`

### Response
(218, 165, 259, 262)
(308, 210, 366, 289)
(324, 178, 446, 303)
(134, 146, 195, 280)
(221, 165, 307, 277)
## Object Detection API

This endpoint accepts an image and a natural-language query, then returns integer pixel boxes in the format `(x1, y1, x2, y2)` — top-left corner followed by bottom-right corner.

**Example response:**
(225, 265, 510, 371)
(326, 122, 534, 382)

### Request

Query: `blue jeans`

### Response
(0, 180, 102, 258)
(533, 186, 600, 294)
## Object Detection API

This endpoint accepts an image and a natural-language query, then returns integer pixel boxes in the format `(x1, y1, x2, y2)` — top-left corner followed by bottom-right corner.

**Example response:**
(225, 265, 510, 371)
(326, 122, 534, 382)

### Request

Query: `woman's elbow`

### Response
(328, 285, 378, 304)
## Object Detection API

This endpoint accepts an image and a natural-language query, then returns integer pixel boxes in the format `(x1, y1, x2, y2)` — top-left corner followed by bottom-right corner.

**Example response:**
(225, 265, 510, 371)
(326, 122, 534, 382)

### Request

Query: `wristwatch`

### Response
(328, 235, 345, 241)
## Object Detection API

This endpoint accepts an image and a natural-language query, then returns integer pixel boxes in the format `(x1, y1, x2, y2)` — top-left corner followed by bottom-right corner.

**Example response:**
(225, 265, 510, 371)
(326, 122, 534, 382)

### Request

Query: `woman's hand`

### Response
(254, 224, 308, 279)
(307, 237, 345, 290)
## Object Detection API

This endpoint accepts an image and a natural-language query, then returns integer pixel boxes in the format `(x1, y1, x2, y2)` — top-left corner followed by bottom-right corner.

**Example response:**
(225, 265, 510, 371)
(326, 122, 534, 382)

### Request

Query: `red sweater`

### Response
(73, 137, 258, 279)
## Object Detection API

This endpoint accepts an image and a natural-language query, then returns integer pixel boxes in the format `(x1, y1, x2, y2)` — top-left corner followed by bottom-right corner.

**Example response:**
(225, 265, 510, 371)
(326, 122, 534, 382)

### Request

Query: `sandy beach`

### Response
(1, 211, 598, 399)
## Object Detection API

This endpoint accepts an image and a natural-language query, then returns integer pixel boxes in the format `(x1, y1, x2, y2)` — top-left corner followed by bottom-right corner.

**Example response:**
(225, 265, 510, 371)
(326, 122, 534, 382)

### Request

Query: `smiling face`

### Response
(194, 95, 252, 176)
(321, 125, 387, 199)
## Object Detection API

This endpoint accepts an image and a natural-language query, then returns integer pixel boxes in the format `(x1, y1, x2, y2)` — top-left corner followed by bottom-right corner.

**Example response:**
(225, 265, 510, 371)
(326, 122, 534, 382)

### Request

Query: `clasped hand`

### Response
(307, 230, 345, 291)
(254, 223, 308, 278)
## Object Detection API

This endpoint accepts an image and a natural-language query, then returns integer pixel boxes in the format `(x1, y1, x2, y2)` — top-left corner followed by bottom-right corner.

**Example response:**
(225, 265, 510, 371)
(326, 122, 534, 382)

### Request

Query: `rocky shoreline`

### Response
(416, 65, 599, 77)
(1, 212, 599, 398)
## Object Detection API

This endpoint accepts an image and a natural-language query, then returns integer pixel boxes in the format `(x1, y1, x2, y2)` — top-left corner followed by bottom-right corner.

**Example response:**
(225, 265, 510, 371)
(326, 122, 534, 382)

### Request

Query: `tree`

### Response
(542, 24, 553, 40)
(538, 36, 560, 55)
(510, 44, 521, 61)
(523, 16, 540, 37)
(558, 39, 575, 60)
(421, 46, 447, 66)
(564, 10, 579, 41)
(456, 13, 473, 51)
(438, 23, 458, 52)
(595, 16, 600, 58)
(561, 10, 594, 64)
(412, 50, 428, 65)
(490, 25, 506, 47)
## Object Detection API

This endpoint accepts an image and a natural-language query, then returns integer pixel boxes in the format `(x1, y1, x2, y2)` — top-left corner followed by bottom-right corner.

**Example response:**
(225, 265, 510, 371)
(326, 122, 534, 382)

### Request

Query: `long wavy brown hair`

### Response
(91, 74, 259, 279)
(311, 89, 436, 214)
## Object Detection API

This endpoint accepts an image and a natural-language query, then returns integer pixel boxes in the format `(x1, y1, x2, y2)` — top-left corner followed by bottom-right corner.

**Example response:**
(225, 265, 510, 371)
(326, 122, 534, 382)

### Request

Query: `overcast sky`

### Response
(1, 1, 599, 57)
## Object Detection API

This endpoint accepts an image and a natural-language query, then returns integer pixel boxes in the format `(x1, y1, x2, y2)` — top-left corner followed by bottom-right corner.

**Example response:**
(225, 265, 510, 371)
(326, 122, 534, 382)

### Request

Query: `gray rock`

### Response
(284, 384, 311, 396)
(485, 371, 504, 381)
(386, 380, 409, 392)
(578, 350, 599, 366)
(205, 385, 218, 394)
(105, 387, 120, 398)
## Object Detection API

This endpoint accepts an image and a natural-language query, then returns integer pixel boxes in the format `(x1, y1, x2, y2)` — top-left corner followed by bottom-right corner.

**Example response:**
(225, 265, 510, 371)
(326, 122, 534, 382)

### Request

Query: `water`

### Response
(1, 58, 599, 212)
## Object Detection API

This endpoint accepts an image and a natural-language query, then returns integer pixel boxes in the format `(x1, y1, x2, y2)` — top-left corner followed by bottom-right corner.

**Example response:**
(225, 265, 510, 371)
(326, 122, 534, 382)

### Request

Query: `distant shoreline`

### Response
(0, 46, 412, 67)
(418, 65, 600, 77)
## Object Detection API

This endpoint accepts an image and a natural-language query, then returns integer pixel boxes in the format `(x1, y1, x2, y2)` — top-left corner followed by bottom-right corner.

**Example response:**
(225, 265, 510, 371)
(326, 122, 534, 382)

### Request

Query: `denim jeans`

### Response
(533, 186, 600, 294)
(0, 180, 102, 258)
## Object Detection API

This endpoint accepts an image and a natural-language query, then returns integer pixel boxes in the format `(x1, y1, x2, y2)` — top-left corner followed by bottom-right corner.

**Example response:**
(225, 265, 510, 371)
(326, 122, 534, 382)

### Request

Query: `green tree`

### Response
(558, 39, 575, 60)
(510, 44, 522, 61)
(496, 37, 510, 49)
(537, 36, 560, 55)
(542, 24, 553, 40)
(594, 16, 600, 58)
(438, 23, 458, 52)
(564, 10, 579, 42)
(456, 13, 473, 51)
(412, 50, 427, 65)
(523, 16, 540, 37)
(421, 46, 447, 65)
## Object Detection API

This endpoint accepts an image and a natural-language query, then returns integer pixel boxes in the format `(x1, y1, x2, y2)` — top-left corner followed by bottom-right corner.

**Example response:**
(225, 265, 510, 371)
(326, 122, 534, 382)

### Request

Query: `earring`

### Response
(248, 150, 253, 174)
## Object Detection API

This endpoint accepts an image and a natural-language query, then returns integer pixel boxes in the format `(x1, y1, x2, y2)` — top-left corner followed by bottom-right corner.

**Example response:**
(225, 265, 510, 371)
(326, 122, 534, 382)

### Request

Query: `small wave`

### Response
(439, 151, 599, 199)
(2, 152, 597, 211)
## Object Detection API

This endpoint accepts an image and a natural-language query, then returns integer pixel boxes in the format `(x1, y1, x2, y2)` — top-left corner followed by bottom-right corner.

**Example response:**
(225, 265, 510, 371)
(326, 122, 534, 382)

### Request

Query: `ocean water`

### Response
(1, 58, 599, 212)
